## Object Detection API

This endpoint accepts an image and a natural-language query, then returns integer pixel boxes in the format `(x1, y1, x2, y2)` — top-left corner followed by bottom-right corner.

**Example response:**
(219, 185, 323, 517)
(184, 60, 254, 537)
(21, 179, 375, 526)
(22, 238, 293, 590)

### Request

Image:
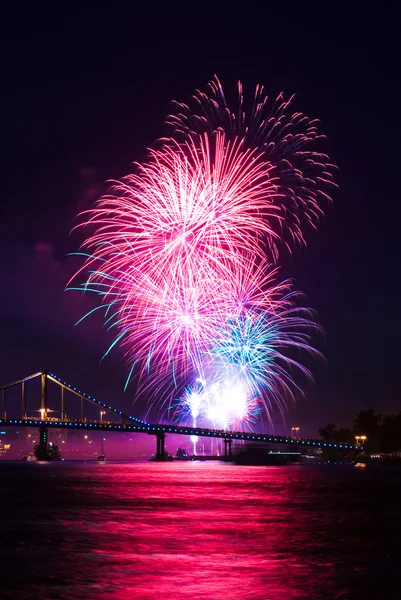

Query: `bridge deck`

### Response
(0, 417, 362, 451)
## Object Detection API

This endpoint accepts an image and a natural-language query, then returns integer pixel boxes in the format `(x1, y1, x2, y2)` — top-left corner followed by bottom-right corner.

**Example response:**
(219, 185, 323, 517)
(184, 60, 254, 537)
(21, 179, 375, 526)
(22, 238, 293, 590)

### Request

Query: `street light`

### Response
(100, 411, 106, 422)
(291, 427, 300, 439)
(37, 408, 54, 420)
(355, 435, 367, 446)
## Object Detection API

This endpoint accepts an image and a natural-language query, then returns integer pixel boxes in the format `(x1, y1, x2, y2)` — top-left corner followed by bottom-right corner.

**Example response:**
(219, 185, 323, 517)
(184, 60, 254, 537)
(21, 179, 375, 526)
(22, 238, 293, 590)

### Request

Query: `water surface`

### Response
(0, 462, 400, 599)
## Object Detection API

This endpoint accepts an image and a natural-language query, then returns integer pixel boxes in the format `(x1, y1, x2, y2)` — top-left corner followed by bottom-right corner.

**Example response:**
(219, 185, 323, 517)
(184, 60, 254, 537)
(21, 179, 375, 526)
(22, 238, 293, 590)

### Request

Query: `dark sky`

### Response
(1, 7, 400, 436)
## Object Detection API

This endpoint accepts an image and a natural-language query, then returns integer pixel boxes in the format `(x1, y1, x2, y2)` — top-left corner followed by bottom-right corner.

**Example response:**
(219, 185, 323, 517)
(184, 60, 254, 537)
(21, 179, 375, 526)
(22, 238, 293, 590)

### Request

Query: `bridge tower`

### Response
(41, 373, 48, 419)
(224, 438, 232, 457)
(21, 380, 26, 418)
(36, 425, 49, 460)
(155, 431, 166, 460)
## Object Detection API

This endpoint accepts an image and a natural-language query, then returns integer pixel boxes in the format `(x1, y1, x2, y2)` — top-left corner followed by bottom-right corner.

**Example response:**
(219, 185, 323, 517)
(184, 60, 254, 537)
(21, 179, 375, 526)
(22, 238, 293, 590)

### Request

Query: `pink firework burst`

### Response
(76, 131, 283, 284)
(167, 75, 337, 252)
(70, 76, 334, 423)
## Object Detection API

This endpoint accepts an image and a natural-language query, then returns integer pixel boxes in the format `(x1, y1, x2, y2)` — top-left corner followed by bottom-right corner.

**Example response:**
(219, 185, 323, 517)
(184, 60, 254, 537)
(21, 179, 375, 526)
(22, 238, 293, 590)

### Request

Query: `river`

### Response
(0, 462, 400, 599)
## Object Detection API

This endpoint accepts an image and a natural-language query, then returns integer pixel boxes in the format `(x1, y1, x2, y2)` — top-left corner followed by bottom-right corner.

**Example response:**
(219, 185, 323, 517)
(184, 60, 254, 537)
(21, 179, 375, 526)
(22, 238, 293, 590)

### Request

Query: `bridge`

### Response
(0, 371, 362, 459)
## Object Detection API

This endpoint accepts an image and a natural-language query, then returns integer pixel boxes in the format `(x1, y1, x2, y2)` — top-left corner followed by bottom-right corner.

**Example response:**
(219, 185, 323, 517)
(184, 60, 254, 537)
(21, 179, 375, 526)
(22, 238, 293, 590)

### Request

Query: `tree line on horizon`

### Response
(319, 410, 401, 454)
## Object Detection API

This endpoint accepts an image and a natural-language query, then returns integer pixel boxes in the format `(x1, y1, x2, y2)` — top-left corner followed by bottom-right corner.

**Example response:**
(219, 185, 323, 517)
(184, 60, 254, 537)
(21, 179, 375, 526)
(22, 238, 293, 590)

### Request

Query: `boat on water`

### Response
(22, 453, 37, 462)
(176, 447, 188, 460)
(232, 444, 301, 466)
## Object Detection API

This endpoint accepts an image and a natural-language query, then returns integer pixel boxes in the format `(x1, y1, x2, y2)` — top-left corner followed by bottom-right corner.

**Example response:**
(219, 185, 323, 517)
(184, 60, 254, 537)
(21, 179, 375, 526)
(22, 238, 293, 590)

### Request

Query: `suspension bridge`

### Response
(0, 371, 362, 459)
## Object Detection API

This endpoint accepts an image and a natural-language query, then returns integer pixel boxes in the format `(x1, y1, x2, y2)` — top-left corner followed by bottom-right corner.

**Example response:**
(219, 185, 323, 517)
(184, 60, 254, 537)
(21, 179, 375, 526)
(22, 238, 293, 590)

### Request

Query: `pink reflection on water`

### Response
(57, 463, 351, 599)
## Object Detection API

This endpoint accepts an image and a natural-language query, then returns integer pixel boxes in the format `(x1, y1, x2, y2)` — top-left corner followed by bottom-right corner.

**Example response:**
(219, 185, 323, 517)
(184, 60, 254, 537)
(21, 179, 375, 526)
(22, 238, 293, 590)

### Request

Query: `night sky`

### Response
(2, 8, 400, 436)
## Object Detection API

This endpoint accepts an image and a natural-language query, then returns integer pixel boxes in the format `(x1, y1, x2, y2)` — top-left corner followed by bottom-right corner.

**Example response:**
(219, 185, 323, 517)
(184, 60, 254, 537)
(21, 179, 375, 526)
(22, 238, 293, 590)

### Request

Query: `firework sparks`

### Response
(174, 375, 258, 431)
(173, 277, 321, 429)
(70, 76, 334, 426)
(168, 75, 336, 251)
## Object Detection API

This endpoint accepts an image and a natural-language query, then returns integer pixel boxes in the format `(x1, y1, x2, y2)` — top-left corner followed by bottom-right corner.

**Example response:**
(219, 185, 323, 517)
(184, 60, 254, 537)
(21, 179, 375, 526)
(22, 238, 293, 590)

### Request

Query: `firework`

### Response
(70, 76, 334, 426)
(167, 75, 336, 251)
(174, 275, 320, 429)
(74, 132, 281, 284)
(177, 375, 259, 431)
